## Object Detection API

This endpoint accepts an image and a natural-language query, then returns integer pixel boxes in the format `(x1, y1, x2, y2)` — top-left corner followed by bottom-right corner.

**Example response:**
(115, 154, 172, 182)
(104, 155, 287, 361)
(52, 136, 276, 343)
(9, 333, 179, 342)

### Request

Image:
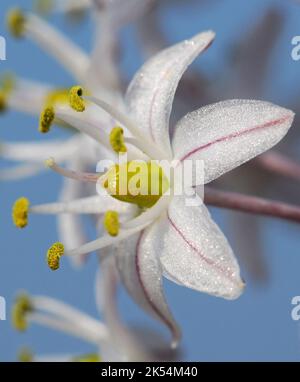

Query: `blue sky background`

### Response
(0, 0, 300, 361)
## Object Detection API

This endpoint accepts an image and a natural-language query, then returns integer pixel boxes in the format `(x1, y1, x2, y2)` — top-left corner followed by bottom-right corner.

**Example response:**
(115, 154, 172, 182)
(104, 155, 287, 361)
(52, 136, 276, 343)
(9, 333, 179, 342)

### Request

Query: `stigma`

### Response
(102, 161, 169, 208)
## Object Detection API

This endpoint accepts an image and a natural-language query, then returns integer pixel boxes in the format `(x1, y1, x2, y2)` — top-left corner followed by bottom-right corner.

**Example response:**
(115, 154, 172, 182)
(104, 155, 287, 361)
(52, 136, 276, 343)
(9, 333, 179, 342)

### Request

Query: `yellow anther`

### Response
(109, 127, 127, 153)
(12, 197, 30, 229)
(42, 88, 81, 131)
(7, 8, 26, 38)
(12, 293, 33, 332)
(0, 91, 7, 113)
(18, 347, 33, 362)
(47, 242, 64, 271)
(34, 0, 54, 15)
(104, 211, 120, 237)
(72, 353, 101, 363)
(69, 86, 85, 112)
(39, 106, 55, 133)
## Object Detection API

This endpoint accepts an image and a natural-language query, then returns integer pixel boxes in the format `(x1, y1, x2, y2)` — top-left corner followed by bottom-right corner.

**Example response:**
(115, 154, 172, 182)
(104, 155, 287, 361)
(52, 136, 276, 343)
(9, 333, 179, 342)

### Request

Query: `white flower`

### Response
(13, 31, 294, 346)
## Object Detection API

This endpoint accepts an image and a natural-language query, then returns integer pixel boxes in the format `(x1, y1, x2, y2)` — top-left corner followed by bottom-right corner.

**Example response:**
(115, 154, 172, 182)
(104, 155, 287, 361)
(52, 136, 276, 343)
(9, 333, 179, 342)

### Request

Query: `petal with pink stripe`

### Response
(116, 223, 181, 347)
(160, 195, 244, 300)
(126, 31, 215, 156)
(172, 100, 294, 184)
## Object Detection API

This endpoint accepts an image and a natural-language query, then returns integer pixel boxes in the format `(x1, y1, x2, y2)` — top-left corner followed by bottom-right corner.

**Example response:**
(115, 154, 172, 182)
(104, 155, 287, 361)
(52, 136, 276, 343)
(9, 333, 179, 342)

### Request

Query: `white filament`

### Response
(65, 220, 152, 258)
(25, 14, 89, 82)
(83, 96, 166, 159)
(32, 296, 108, 339)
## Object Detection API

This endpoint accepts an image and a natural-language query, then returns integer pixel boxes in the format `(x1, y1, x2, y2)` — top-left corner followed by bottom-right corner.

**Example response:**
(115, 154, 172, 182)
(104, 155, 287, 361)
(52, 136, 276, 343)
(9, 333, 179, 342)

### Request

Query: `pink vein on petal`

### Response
(179, 115, 291, 162)
(135, 229, 179, 341)
(167, 212, 239, 286)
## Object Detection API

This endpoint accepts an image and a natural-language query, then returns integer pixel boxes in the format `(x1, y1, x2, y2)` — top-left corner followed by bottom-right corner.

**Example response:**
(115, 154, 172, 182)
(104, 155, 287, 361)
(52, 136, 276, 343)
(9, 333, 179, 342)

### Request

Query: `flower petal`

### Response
(172, 100, 294, 184)
(160, 194, 244, 300)
(126, 31, 215, 155)
(116, 223, 181, 347)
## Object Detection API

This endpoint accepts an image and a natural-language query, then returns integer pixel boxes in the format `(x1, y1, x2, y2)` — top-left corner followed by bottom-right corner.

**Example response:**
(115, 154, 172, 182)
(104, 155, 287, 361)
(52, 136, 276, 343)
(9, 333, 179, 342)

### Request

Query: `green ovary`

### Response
(103, 161, 170, 208)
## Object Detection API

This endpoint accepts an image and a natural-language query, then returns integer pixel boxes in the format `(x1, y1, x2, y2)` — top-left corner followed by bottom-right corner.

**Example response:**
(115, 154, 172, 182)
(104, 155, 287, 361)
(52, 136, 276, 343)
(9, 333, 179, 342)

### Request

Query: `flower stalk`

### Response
(205, 187, 300, 224)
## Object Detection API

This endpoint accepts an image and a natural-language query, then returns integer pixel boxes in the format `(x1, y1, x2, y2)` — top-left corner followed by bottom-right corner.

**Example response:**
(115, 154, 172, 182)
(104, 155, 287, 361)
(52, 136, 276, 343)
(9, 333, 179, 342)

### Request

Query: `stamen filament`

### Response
(64, 221, 152, 258)
(0, 164, 44, 181)
(27, 313, 104, 345)
(32, 296, 108, 338)
(0, 137, 78, 162)
(25, 13, 89, 82)
(30, 196, 104, 215)
(83, 96, 167, 160)
(45, 158, 100, 183)
(55, 107, 112, 151)
(30, 194, 135, 216)
(6, 77, 51, 115)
